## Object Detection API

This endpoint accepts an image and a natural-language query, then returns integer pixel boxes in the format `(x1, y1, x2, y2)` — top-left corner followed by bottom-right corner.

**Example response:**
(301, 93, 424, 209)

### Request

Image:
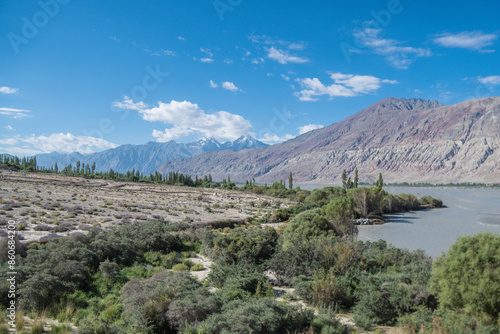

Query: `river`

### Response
(299, 185, 500, 257)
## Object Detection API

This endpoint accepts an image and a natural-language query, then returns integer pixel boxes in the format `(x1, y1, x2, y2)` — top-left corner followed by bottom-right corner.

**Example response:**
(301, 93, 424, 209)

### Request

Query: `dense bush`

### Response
(304, 187, 346, 208)
(281, 209, 332, 250)
(207, 263, 273, 300)
(269, 241, 323, 285)
(322, 196, 356, 237)
(202, 227, 278, 267)
(120, 271, 206, 333)
(430, 232, 500, 327)
(188, 297, 314, 334)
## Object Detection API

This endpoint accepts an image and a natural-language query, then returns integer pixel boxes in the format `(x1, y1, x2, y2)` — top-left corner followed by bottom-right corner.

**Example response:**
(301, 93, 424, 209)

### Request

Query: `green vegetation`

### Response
(2, 157, 497, 332)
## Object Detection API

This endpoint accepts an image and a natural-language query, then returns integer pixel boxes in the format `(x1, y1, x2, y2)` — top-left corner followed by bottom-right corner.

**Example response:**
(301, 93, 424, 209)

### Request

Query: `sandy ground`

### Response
(0, 170, 292, 242)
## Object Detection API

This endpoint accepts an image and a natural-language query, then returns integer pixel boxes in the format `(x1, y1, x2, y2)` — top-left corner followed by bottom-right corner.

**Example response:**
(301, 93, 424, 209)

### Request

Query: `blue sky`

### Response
(1, 0, 499, 156)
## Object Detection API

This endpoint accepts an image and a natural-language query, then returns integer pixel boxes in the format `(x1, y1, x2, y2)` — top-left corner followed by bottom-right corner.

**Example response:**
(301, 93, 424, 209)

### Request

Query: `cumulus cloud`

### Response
(298, 124, 324, 135)
(222, 81, 239, 92)
(178, 36, 186, 41)
(354, 27, 431, 69)
(115, 98, 252, 142)
(0, 86, 18, 94)
(258, 133, 295, 144)
(5, 125, 14, 131)
(267, 47, 309, 64)
(478, 75, 500, 85)
(433, 31, 497, 52)
(0, 107, 31, 118)
(209, 81, 240, 92)
(295, 72, 397, 102)
(0, 133, 117, 156)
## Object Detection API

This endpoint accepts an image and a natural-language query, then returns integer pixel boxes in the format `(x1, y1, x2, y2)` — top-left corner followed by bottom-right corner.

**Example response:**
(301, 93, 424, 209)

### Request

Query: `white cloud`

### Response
(295, 72, 397, 102)
(178, 36, 186, 41)
(433, 31, 497, 52)
(281, 74, 290, 81)
(200, 58, 214, 63)
(200, 48, 214, 57)
(0, 107, 31, 118)
(115, 98, 252, 141)
(288, 43, 306, 50)
(0, 133, 117, 155)
(354, 27, 431, 69)
(5, 125, 14, 131)
(250, 35, 306, 50)
(222, 81, 239, 92)
(161, 49, 176, 56)
(251, 58, 264, 64)
(267, 47, 309, 64)
(209, 80, 219, 88)
(112, 97, 148, 111)
(0, 138, 17, 145)
(258, 133, 295, 144)
(298, 124, 324, 135)
(0, 86, 18, 95)
(152, 127, 193, 142)
(478, 75, 500, 85)
(223, 59, 234, 64)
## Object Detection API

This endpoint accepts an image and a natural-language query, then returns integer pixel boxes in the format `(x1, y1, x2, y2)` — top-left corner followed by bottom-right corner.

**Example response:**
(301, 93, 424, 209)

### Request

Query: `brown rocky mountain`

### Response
(157, 97, 500, 184)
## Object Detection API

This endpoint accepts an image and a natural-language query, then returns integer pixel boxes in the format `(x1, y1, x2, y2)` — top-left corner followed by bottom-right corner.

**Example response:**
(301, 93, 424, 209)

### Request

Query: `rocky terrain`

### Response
(158, 97, 500, 184)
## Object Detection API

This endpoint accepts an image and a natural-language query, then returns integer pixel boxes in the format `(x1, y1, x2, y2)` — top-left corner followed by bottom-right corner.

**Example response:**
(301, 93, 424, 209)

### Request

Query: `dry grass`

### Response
(0, 170, 292, 242)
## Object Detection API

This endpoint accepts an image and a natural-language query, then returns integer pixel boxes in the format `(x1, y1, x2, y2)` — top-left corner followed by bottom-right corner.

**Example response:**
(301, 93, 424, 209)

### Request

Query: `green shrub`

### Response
(352, 273, 419, 328)
(120, 271, 204, 333)
(322, 196, 356, 237)
(172, 263, 189, 271)
(203, 227, 278, 267)
(99, 260, 121, 281)
(430, 232, 500, 327)
(281, 209, 331, 250)
(190, 263, 204, 271)
(192, 297, 313, 334)
(269, 208, 290, 223)
(311, 307, 344, 334)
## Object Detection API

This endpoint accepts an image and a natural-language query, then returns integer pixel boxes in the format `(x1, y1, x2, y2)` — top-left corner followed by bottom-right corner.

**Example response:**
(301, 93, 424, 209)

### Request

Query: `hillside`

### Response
(158, 97, 500, 184)
(34, 136, 267, 175)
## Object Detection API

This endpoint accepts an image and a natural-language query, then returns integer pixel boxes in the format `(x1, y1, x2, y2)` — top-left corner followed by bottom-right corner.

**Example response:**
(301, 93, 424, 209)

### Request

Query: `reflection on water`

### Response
(299, 184, 500, 257)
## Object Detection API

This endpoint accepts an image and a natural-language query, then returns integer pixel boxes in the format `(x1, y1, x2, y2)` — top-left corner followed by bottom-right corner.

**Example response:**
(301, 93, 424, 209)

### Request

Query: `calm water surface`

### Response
(299, 185, 500, 257)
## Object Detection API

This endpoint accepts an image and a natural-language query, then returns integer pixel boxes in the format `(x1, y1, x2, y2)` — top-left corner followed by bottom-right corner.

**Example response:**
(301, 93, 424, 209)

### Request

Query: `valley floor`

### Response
(0, 169, 291, 242)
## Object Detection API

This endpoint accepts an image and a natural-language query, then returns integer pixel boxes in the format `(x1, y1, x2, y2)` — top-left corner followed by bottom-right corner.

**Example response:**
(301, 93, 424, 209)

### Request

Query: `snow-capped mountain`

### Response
(32, 136, 268, 175)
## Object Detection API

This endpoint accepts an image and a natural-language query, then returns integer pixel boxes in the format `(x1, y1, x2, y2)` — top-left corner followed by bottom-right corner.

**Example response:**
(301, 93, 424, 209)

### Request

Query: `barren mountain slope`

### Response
(158, 97, 500, 184)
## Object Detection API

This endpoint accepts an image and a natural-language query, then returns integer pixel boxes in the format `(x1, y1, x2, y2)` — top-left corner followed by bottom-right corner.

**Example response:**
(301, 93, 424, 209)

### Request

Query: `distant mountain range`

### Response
(158, 97, 500, 184)
(34, 136, 268, 175)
